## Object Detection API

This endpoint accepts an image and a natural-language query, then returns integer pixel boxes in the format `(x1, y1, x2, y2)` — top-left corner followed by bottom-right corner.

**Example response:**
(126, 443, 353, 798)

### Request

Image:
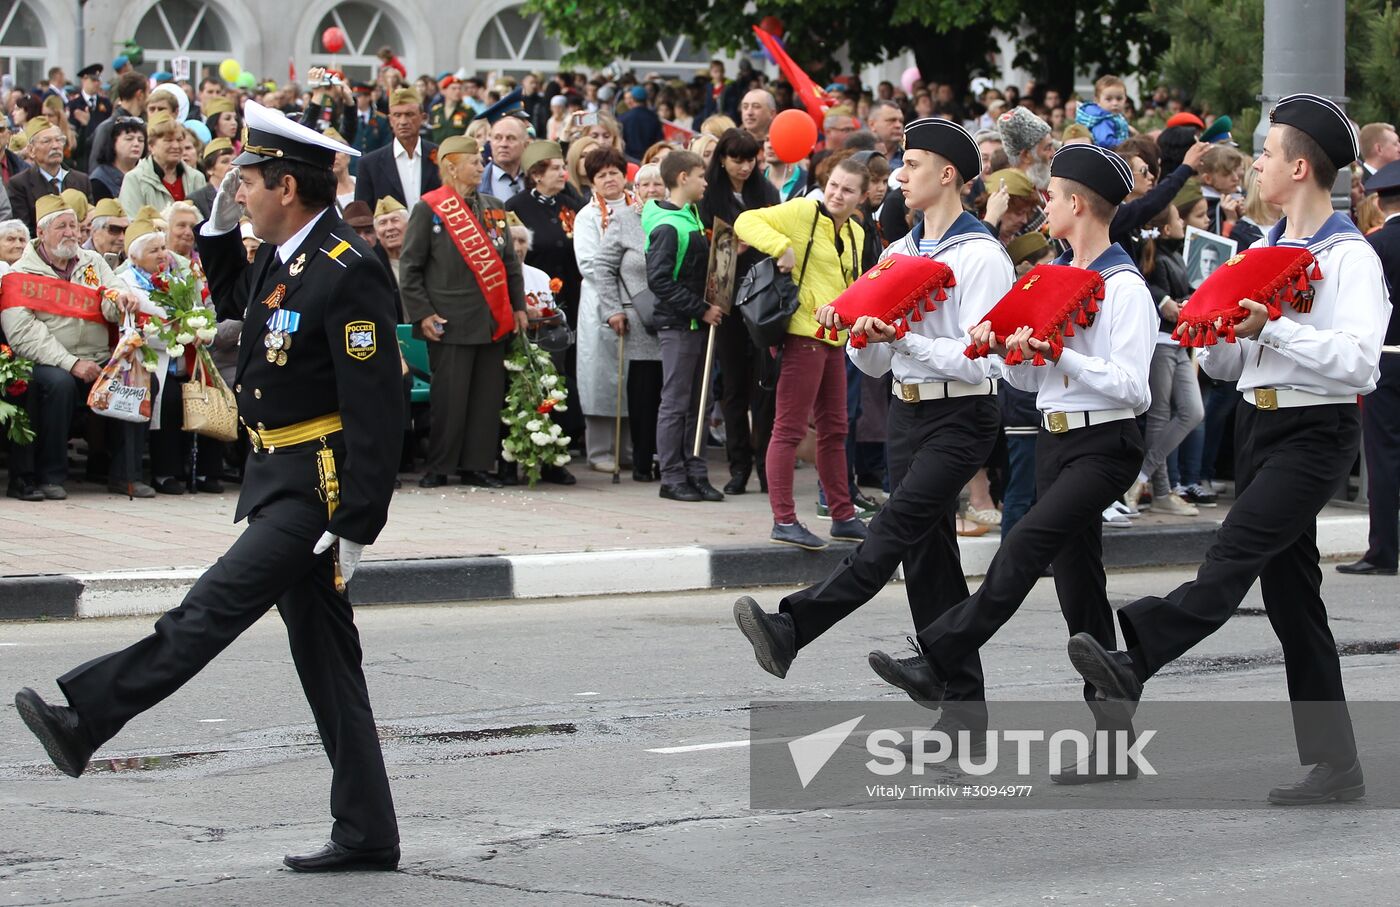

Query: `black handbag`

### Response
(735, 204, 820, 349)
(626, 287, 660, 335)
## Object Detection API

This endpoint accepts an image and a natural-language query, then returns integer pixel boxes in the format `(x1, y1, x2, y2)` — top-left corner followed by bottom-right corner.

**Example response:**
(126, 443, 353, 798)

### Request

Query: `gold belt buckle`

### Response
(900, 383, 920, 403)
(248, 429, 263, 451)
(1254, 388, 1278, 411)
(1047, 412, 1069, 434)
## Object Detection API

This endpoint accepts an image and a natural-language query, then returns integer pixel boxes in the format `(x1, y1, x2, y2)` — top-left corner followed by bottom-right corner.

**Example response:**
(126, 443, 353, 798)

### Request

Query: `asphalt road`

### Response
(1, 565, 1398, 906)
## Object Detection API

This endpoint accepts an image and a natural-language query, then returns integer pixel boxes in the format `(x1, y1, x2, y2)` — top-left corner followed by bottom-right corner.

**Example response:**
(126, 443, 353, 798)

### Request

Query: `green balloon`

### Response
(236, 72, 257, 89)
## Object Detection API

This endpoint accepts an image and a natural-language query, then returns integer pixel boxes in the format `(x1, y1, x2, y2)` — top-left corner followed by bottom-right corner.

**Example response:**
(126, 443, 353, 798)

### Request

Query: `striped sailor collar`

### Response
(1053, 241, 1137, 276)
(1266, 211, 1365, 253)
(911, 210, 995, 249)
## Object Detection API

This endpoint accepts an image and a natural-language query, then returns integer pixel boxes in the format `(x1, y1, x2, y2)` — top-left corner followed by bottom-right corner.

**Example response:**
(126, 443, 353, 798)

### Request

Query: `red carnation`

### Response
(536, 399, 556, 413)
(0, 344, 12, 358)
(6, 379, 27, 396)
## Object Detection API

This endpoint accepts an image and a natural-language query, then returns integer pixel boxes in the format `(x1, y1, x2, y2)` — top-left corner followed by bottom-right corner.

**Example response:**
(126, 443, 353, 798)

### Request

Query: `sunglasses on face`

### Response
(104, 225, 126, 236)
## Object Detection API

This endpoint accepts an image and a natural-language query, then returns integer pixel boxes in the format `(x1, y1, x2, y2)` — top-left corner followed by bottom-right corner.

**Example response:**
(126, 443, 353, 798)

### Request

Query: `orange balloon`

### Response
(769, 108, 817, 164)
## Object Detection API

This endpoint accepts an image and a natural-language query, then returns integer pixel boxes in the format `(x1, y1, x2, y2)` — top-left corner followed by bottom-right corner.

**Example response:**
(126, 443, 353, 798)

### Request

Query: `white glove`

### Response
(313, 531, 365, 583)
(209, 166, 243, 234)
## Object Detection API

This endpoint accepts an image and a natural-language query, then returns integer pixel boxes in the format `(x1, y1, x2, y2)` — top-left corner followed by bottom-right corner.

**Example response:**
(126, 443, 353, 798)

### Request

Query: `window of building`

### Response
(0, 0, 46, 92)
(308, 2, 405, 85)
(134, 0, 235, 85)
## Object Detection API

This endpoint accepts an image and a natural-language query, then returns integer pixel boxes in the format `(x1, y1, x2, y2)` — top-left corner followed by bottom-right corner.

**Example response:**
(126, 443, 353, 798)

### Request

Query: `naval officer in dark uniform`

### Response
(1337, 160, 1400, 576)
(14, 100, 406, 872)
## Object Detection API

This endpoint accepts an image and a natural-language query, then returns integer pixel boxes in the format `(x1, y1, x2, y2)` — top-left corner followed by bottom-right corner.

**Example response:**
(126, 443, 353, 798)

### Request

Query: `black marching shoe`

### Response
(898, 709, 989, 760)
(418, 473, 448, 488)
(1050, 731, 1142, 785)
(496, 462, 520, 486)
(632, 464, 658, 482)
(723, 470, 750, 495)
(460, 470, 504, 488)
(1268, 760, 1365, 805)
(6, 479, 43, 502)
(690, 479, 725, 502)
(1335, 559, 1397, 576)
(1067, 633, 1143, 703)
(660, 482, 702, 502)
(283, 841, 401, 872)
(196, 477, 225, 494)
(868, 638, 947, 709)
(541, 465, 577, 485)
(14, 688, 93, 778)
(732, 596, 797, 678)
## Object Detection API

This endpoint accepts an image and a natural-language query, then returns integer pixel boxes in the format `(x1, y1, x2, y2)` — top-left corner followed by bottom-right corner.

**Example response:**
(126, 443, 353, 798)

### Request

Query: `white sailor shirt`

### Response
(999, 243, 1156, 415)
(1198, 212, 1391, 397)
(848, 211, 1014, 385)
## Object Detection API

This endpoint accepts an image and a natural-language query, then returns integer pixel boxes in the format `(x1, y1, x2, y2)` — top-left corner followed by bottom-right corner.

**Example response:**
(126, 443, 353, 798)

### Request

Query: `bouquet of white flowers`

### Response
(500, 334, 571, 486)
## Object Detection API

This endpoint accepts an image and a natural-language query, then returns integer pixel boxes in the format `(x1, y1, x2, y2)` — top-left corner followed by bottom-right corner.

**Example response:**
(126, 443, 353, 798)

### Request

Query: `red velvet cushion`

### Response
(964, 264, 1106, 366)
(1172, 246, 1320, 347)
(826, 254, 957, 348)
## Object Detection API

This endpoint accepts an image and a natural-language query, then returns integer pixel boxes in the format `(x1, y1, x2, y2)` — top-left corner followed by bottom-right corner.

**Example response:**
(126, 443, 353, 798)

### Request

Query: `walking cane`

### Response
(612, 320, 626, 485)
(692, 321, 718, 459)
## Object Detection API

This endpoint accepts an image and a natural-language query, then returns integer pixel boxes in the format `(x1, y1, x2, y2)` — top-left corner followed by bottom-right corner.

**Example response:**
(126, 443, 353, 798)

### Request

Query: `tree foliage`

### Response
(524, 0, 1163, 92)
(1351, 1, 1400, 124)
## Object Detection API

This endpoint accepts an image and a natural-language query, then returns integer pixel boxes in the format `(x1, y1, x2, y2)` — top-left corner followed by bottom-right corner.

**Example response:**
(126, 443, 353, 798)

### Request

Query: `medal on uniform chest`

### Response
(264, 308, 301, 366)
(289, 252, 307, 276)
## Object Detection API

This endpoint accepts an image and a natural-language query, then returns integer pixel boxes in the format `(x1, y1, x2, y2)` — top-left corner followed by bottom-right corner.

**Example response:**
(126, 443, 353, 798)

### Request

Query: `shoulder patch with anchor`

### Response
(321, 233, 363, 268)
(345, 320, 376, 360)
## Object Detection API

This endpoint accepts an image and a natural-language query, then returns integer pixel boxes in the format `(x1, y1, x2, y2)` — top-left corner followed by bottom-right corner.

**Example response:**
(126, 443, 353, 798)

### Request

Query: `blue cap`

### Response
(825, 83, 845, 94)
(630, 85, 648, 102)
(112, 55, 129, 70)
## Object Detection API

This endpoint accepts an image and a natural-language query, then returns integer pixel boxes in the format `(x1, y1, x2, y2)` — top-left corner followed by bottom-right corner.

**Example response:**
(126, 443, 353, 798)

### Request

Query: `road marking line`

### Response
(647, 739, 750, 754)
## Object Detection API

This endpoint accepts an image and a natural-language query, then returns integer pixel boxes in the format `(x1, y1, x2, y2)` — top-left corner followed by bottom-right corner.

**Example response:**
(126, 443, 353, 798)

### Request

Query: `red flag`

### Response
(752, 25, 833, 137)
(289, 58, 297, 85)
(663, 121, 696, 144)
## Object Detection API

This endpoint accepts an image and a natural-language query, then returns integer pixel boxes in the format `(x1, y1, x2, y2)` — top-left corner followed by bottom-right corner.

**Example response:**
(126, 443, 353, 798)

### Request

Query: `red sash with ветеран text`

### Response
(0, 271, 109, 324)
(421, 185, 514, 341)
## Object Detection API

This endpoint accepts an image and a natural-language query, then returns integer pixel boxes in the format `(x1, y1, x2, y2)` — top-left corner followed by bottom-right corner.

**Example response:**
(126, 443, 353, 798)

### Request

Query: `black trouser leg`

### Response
(277, 564, 399, 849)
(626, 359, 662, 469)
(917, 421, 1143, 678)
(27, 365, 77, 485)
(716, 315, 754, 477)
(780, 397, 999, 698)
(57, 498, 328, 746)
(1258, 521, 1358, 765)
(1362, 368, 1400, 568)
(1050, 519, 1116, 703)
(1117, 404, 1360, 678)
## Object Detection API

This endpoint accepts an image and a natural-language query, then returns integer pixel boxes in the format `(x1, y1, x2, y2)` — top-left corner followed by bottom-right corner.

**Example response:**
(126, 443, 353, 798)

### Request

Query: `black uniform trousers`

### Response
(1117, 401, 1360, 766)
(55, 491, 399, 851)
(917, 419, 1144, 704)
(424, 339, 507, 475)
(1362, 358, 1400, 569)
(780, 395, 1000, 709)
(716, 314, 775, 481)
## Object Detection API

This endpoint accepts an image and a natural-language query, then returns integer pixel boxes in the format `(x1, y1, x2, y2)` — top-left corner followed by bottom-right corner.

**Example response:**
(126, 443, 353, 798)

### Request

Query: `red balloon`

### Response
(759, 16, 784, 38)
(769, 108, 817, 164)
(321, 26, 346, 54)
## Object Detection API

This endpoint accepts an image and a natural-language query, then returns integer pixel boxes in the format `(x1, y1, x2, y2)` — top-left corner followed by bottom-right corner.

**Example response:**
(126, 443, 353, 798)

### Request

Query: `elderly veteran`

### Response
(190, 136, 235, 220)
(399, 133, 531, 489)
(372, 196, 408, 282)
(118, 111, 207, 218)
(9, 118, 90, 232)
(1, 194, 147, 500)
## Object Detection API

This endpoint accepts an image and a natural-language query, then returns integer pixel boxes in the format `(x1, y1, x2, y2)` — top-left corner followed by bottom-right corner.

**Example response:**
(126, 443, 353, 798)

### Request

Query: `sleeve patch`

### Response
(345, 321, 377, 359)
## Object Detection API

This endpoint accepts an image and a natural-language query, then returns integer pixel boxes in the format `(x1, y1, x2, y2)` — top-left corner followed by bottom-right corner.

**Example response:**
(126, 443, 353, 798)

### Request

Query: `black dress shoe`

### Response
(196, 477, 225, 494)
(1335, 559, 1397, 576)
(153, 476, 186, 495)
(723, 471, 749, 495)
(1050, 729, 1142, 785)
(632, 466, 657, 482)
(283, 841, 401, 872)
(659, 482, 702, 502)
(868, 639, 946, 709)
(541, 465, 576, 485)
(460, 470, 504, 488)
(897, 711, 989, 760)
(733, 596, 797, 678)
(14, 688, 93, 778)
(1268, 760, 1365, 805)
(1067, 632, 1143, 703)
(497, 462, 520, 486)
(690, 479, 725, 502)
(418, 473, 448, 488)
(7, 480, 43, 502)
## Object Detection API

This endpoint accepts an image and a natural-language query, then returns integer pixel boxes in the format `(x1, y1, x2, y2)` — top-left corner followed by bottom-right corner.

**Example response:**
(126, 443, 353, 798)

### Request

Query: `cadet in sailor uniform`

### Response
(732, 119, 1014, 728)
(866, 145, 1155, 777)
(14, 101, 405, 870)
(1068, 94, 1391, 804)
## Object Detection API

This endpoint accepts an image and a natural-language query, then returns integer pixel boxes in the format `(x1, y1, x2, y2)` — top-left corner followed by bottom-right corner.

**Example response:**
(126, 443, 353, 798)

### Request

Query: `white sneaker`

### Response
(964, 506, 1002, 526)
(1110, 500, 1140, 519)
(1154, 493, 1199, 516)
(1102, 505, 1133, 527)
